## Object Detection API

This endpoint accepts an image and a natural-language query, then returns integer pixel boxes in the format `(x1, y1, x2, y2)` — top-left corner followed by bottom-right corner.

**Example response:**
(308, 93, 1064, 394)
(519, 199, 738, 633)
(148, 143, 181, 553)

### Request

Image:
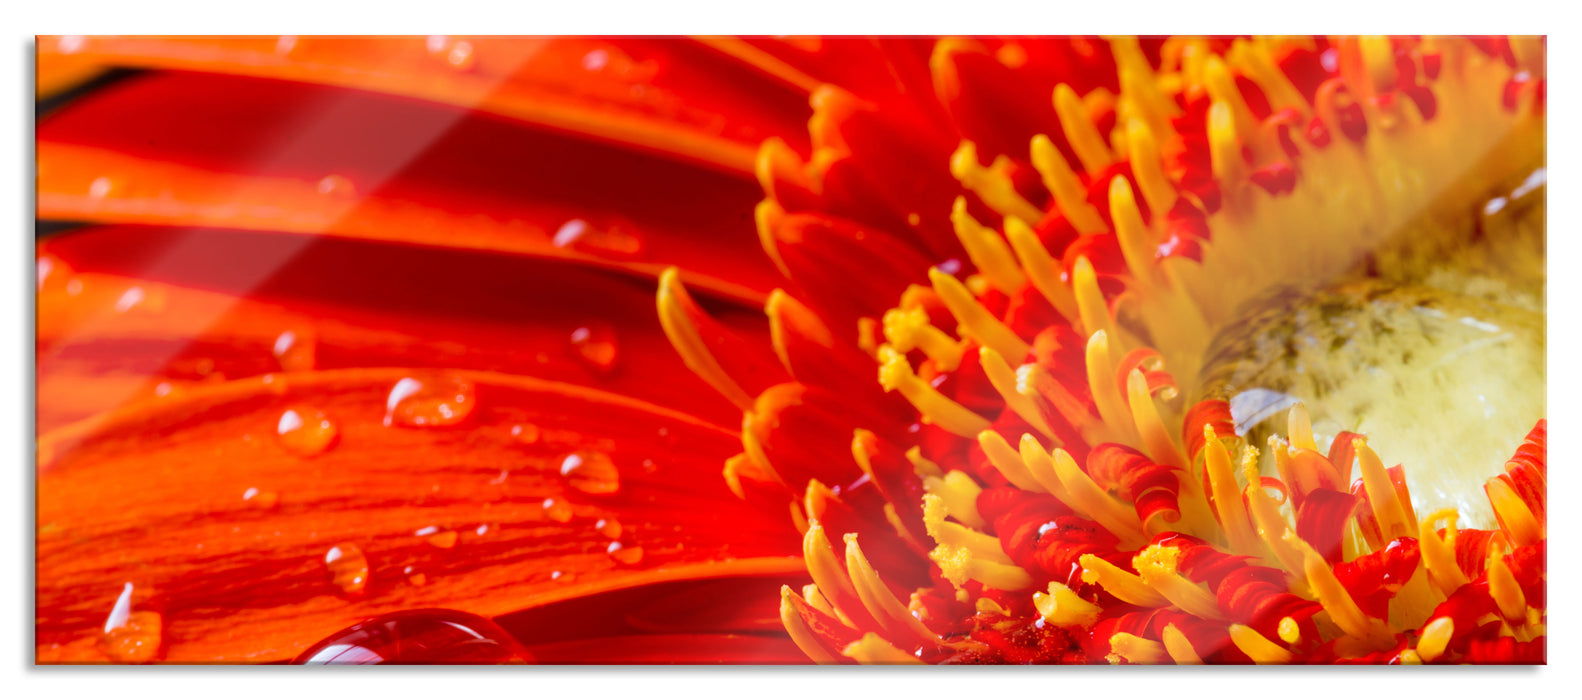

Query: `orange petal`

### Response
(38, 226, 770, 431)
(36, 369, 804, 662)
(37, 71, 781, 304)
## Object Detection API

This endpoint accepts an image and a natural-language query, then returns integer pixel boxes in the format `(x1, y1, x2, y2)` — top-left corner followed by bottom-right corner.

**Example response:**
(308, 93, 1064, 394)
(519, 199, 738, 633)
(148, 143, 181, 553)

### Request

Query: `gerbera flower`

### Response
(34, 34, 1545, 664)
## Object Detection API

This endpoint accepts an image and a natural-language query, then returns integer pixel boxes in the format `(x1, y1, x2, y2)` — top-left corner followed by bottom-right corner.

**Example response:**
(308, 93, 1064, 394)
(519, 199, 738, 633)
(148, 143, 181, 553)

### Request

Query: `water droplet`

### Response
(510, 423, 541, 445)
(324, 543, 369, 598)
(559, 451, 620, 495)
(475, 524, 490, 537)
(292, 609, 531, 664)
(152, 382, 177, 399)
(242, 487, 280, 510)
(569, 322, 619, 374)
(112, 286, 145, 313)
(550, 570, 565, 581)
(582, 49, 608, 71)
(595, 518, 622, 539)
(446, 41, 476, 71)
(384, 375, 477, 428)
(272, 329, 317, 372)
(275, 35, 298, 56)
(607, 542, 644, 566)
(99, 583, 163, 663)
(403, 566, 427, 587)
(277, 407, 339, 457)
(57, 35, 86, 54)
(425, 35, 448, 53)
(88, 176, 113, 199)
(37, 256, 69, 292)
(414, 526, 458, 549)
(551, 218, 644, 258)
(541, 498, 573, 523)
(316, 174, 355, 197)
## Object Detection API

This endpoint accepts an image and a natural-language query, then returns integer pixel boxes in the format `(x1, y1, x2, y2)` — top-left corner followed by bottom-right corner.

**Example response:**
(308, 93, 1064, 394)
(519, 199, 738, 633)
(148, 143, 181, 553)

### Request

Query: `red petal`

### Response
(37, 71, 780, 304)
(36, 370, 803, 662)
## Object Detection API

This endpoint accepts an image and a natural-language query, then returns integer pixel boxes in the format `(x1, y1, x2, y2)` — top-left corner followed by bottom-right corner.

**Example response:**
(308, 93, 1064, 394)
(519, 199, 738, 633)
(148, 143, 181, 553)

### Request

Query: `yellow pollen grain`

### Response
(1030, 133, 1107, 235)
(949, 144, 1045, 227)
(1108, 633, 1167, 665)
(977, 429, 1046, 494)
(1133, 545, 1224, 620)
(928, 267, 1031, 361)
(1053, 83, 1114, 174)
(843, 633, 923, 665)
(1355, 438, 1414, 541)
(1054, 448, 1147, 545)
(877, 345, 991, 438)
(1079, 553, 1169, 608)
(1033, 582, 1102, 629)
(881, 307, 965, 371)
(1161, 624, 1204, 665)
(1228, 624, 1293, 664)
(779, 586, 842, 664)
(979, 347, 1054, 437)
(1416, 617, 1454, 663)
(1278, 617, 1301, 644)
(1003, 215, 1079, 324)
(656, 268, 754, 410)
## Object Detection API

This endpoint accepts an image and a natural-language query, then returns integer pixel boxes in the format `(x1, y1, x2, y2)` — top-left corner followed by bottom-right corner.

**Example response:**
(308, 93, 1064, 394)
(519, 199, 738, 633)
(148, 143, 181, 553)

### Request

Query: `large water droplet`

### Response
(606, 542, 644, 566)
(277, 407, 339, 457)
(242, 486, 280, 510)
(272, 329, 317, 372)
(415, 526, 458, 549)
(384, 375, 477, 428)
(541, 498, 573, 523)
(560, 451, 620, 494)
(292, 609, 531, 664)
(325, 543, 369, 598)
(99, 582, 163, 663)
(595, 518, 622, 539)
(569, 322, 619, 374)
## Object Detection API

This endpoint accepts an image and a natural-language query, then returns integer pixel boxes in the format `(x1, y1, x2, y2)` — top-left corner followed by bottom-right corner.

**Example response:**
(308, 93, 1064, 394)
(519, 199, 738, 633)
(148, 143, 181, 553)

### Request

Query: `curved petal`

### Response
(36, 35, 813, 175)
(36, 369, 804, 662)
(38, 225, 771, 431)
(37, 71, 783, 304)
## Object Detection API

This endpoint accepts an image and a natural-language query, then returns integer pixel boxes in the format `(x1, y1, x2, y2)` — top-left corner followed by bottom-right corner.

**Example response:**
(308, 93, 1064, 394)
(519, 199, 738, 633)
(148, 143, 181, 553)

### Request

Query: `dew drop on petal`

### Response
(57, 35, 86, 54)
(99, 582, 163, 663)
(560, 451, 620, 494)
(242, 487, 280, 510)
(275, 35, 298, 56)
(277, 407, 339, 457)
(324, 543, 369, 598)
(447, 41, 476, 71)
(384, 375, 477, 428)
(595, 518, 622, 539)
(292, 609, 532, 664)
(415, 526, 458, 549)
(316, 174, 355, 198)
(551, 218, 644, 258)
(87, 176, 113, 199)
(272, 329, 317, 372)
(607, 542, 644, 566)
(541, 498, 573, 523)
(569, 322, 619, 374)
(403, 566, 427, 587)
(510, 423, 541, 445)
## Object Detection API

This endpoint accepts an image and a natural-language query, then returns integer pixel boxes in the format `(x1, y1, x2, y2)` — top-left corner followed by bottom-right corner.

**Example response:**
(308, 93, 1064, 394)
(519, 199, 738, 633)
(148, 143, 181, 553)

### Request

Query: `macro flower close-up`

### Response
(33, 33, 1546, 665)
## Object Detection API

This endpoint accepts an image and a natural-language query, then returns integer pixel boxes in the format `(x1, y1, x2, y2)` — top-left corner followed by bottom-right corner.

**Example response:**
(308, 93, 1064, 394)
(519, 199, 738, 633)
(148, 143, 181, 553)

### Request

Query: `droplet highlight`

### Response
(607, 542, 644, 566)
(384, 375, 477, 428)
(510, 423, 541, 445)
(325, 543, 369, 598)
(99, 583, 163, 663)
(415, 526, 458, 549)
(272, 329, 317, 372)
(560, 451, 620, 495)
(569, 322, 620, 374)
(242, 487, 280, 510)
(277, 407, 339, 457)
(595, 518, 622, 539)
(551, 218, 645, 258)
(541, 498, 574, 523)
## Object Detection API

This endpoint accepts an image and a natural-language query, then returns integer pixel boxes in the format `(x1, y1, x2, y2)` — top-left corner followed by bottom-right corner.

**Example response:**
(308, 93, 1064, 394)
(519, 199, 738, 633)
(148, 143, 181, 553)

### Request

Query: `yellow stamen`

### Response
(1071, 257, 1113, 342)
(1202, 425, 1261, 554)
(1079, 553, 1170, 608)
(1291, 532, 1378, 639)
(804, 478, 838, 523)
(1133, 544, 1224, 620)
(928, 267, 1031, 361)
(1019, 433, 1073, 502)
(1109, 36, 1177, 135)
(922, 495, 1013, 566)
(905, 446, 944, 479)
(780, 586, 841, 664)
(922, 471, 988, 529)
(754, 199, 793, 278)
(766, 289, 833, 375)
(1228, 624, 1293, 664)
(1053, 448, 1147, 545)
(977, 429, 1047, 494)
(1245, 461, 1308, 577)
(1126, 119, 1178, 215)
(1030, 133, 1107, 235)
(978, 346, 1055, 437)
(1287, 402, 1318, 452)
(803, 522, 870, 628)
(1108, 633, 1167, 664)
(1419, 509, 1471, 595)
(739, 414, 787, 488)
(948, 195, 1032, 293)
(1129, 369, 1186, 471)
(844, 534, 940, 647)
(1109, 176, 1158, 285)
(1486, 543, 1527, 621)
(881, 307, 965, 371)
(1227, 39, 1310, 116)
(1204, 56, 1261, 157)
(802, 583, 835, 618)
(656, 268, 754, 409)
(1206, 101, 1244, 184)
(1003, 215, 1080, 324)
(1161, 624, 1204, 665)
(1053, 83, 1114, 174)
(877, 345, 991, 437)
(1355, 438, 1413, 541)
(1486, 476, 1543, 548)
(843, 633, 923, 664)
(1033, 582, 1102, 629)
(950, 144, 1045, 226)
(1416, 617, 1454, 662)
(1085, 331, 1138, 445)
